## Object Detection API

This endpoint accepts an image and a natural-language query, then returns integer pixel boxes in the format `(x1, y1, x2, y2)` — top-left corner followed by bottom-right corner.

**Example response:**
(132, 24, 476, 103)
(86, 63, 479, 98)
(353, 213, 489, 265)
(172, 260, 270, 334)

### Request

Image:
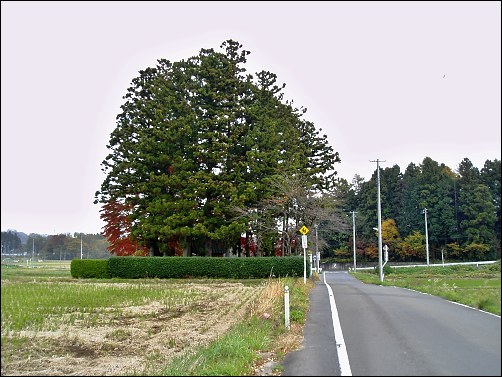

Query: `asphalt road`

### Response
(281, 271, 501, 376)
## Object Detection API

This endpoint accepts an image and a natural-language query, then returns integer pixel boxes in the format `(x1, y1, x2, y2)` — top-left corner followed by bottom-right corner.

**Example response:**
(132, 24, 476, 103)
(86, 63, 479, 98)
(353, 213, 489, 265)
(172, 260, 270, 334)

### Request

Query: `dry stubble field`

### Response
(1, 261, 304, 376)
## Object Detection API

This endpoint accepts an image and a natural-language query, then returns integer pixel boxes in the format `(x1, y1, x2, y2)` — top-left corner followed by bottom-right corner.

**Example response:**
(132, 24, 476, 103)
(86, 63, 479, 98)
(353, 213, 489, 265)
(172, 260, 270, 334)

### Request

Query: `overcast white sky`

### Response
(2, 1, 501, 236)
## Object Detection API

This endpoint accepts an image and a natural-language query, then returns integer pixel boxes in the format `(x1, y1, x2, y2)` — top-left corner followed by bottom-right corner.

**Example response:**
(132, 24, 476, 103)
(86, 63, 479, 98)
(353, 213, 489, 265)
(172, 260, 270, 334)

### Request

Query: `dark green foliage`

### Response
(105, 256, 307, 279)
(94, 39, 340, 256)
(415, 157, 457, 246)
(340, 157, 500, 262)
(481, 160, 501, 242)
(70, 259, 110, 278)
(1, 231, 23, 253)
(397, 162, 423, 237)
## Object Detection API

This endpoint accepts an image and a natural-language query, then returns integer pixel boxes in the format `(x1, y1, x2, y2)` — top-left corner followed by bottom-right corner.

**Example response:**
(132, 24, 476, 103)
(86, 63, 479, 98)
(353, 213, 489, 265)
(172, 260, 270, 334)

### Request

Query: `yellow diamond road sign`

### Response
(299, 225, 309, 235)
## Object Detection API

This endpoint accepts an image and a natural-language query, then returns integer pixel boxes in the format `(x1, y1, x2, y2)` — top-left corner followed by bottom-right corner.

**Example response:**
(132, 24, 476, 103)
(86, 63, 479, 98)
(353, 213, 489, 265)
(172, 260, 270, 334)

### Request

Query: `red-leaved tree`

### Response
(100, 200, 149, 256)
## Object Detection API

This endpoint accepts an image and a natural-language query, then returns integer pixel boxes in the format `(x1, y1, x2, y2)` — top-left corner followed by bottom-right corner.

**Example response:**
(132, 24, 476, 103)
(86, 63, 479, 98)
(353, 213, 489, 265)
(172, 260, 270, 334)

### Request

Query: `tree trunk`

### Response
(245, 231, 251, 257)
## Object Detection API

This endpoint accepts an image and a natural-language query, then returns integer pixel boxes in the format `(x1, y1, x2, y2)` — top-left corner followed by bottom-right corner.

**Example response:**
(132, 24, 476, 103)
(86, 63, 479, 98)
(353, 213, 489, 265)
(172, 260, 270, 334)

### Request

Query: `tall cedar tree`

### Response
(95, 40, 340, 256)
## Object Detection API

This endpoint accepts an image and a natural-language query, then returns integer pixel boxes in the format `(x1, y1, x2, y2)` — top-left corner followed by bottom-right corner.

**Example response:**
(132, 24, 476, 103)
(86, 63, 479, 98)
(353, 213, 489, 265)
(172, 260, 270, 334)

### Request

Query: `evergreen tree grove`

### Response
(94, 40, 341, 256)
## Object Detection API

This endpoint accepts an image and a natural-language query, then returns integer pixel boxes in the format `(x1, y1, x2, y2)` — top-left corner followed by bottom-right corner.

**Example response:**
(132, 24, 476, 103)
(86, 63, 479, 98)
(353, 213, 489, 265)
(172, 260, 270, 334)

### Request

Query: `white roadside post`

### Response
(382, 244, 389, 279)
(284, 285, 290, 330)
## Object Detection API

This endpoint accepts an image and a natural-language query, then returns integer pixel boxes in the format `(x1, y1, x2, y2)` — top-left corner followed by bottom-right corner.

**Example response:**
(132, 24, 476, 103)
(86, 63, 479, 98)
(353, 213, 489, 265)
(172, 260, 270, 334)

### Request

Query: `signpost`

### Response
(299, 226, 309, 283)
(382, 244, 389, 278)
(383, 244, 389, 264)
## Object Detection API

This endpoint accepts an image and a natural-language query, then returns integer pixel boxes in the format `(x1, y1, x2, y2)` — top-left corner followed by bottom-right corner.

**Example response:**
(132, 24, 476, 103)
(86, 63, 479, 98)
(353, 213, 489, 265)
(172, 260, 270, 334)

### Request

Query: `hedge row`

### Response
(71, 256, 309, 279)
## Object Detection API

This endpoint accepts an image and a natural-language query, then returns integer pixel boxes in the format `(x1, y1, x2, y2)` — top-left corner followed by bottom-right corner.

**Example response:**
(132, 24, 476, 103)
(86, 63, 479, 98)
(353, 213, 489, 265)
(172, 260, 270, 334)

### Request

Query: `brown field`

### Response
(1, 266, 303, 376)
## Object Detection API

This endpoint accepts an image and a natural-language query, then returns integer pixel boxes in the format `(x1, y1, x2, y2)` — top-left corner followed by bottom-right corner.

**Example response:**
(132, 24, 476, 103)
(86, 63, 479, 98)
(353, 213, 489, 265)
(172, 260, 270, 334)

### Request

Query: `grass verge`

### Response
(156, 276, 315, 376)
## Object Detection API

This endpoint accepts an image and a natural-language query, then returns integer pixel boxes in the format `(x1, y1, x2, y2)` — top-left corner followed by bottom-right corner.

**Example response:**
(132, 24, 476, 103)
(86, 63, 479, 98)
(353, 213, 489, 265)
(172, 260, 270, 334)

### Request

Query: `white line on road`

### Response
(323, 271, 352, 376)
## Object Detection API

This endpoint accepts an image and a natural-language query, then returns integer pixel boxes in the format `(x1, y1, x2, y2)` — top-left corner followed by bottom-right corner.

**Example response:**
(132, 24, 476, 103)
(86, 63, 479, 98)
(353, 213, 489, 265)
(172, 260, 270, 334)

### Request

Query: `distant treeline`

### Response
(1, 231, 111, 260)
(327, 157, 500, 263)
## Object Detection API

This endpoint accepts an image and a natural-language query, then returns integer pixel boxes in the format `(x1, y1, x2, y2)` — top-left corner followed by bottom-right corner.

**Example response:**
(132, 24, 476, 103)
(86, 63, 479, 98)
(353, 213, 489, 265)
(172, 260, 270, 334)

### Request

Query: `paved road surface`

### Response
(281, 271, 501, 376)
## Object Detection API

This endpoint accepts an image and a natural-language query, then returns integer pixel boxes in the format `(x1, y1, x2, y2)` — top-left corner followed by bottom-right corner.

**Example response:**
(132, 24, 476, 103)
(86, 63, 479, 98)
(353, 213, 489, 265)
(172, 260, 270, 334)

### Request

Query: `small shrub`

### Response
(375, 264, 394, 276)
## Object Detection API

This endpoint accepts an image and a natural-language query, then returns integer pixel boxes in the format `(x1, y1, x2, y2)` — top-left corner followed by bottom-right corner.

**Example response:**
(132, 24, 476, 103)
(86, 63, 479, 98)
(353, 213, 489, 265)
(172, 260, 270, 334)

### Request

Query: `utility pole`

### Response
(370, 159, 385, 282)
(423, 208, 430, 266)
(80, 234, 83, 260)
(350, 211, 357, 271)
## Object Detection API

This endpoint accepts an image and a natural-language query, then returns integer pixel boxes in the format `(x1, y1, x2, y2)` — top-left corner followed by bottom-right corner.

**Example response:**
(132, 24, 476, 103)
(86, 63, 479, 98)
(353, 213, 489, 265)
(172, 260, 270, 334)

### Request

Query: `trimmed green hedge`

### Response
(71, 259, 110, 278)
(71, 256, 309, 279)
